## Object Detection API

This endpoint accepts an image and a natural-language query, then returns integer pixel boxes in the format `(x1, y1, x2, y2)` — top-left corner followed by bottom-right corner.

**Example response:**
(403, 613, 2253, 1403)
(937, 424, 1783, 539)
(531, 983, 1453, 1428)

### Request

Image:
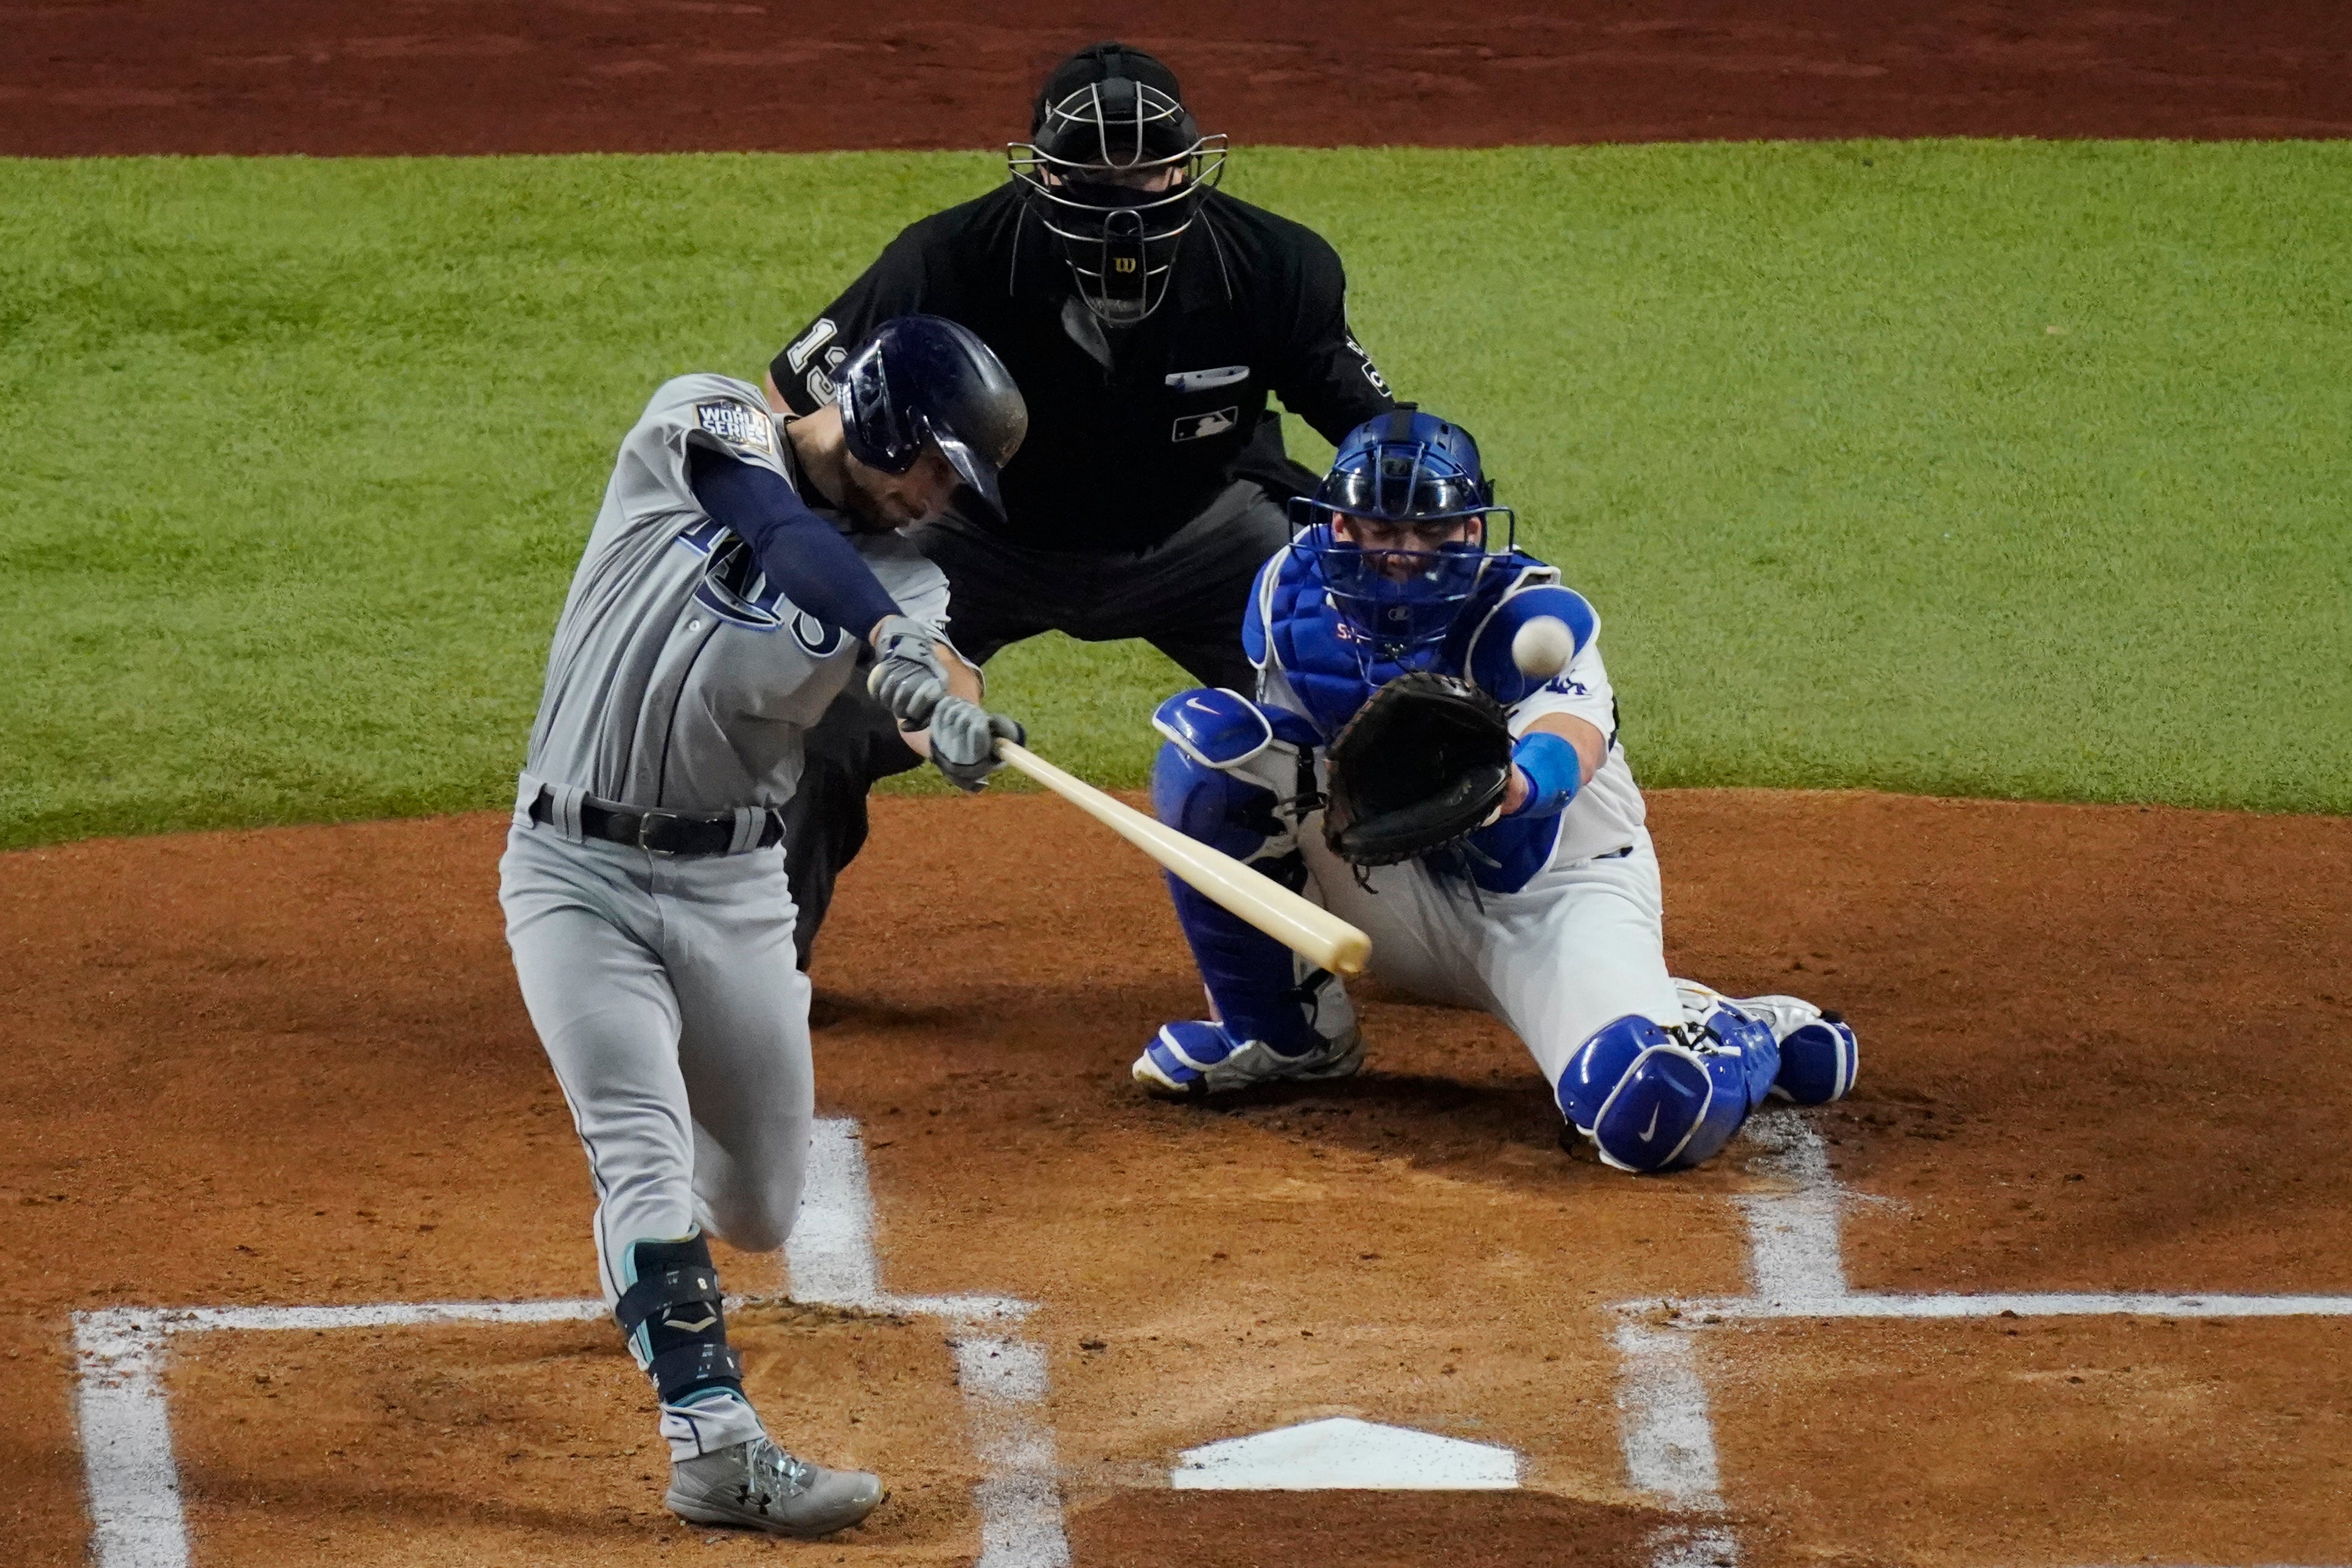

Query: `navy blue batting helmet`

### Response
(836, 316, 1028, 520)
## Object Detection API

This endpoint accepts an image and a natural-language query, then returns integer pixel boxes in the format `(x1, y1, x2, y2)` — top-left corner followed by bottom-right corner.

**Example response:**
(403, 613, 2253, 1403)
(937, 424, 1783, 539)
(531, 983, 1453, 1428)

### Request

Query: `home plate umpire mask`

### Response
(1008, 42, 1227, 327)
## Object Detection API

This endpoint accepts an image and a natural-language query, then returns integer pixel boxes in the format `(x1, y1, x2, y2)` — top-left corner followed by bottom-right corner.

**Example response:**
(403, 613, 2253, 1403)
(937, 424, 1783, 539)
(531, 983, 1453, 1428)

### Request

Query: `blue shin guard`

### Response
(1557, 1011, 1779, 1174)
(1774, 1013, 1858, 1104)
(1151, 719, 1334, 1055)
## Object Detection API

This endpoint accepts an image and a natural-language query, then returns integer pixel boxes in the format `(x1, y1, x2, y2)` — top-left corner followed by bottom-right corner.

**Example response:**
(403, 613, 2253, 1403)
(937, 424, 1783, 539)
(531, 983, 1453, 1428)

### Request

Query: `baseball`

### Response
(1511, 615, 1574, 679)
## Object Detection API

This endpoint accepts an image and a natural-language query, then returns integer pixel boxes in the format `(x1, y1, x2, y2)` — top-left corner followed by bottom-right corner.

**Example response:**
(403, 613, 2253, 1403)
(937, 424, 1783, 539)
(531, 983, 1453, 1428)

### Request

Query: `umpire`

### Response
(767, 41, 1395, 970)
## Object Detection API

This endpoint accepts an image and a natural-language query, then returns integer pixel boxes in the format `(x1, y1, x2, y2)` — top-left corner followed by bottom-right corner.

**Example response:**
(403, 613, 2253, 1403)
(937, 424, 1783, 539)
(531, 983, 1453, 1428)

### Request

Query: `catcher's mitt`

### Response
(1322, 671, 1513, 867)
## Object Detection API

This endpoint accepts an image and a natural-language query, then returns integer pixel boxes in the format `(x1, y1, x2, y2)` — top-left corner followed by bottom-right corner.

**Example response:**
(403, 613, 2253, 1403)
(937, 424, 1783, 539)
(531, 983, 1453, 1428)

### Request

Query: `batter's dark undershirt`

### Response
(685, 447, 901, 638)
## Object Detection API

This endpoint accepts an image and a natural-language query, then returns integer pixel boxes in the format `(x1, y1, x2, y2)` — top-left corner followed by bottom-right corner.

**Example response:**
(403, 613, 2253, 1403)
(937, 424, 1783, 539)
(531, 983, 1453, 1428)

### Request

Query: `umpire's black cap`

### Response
(1031, 43, 1196, 162)
(836, 316, 1028, 521)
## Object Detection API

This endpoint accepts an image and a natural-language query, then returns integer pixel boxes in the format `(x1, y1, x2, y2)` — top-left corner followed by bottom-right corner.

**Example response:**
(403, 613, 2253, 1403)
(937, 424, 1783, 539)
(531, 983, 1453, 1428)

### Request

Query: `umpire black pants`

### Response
(784, 481, 1292, 970)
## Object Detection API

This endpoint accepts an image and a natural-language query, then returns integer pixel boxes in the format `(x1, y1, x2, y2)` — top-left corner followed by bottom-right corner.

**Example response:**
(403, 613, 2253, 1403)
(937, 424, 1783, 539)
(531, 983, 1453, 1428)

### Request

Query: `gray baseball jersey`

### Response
(520, 373, 947, 814)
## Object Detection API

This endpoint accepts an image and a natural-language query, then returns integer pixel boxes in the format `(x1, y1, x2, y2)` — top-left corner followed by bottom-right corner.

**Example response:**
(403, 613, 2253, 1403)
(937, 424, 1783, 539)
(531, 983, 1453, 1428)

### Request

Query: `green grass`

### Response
(2, 142, 2347, 846)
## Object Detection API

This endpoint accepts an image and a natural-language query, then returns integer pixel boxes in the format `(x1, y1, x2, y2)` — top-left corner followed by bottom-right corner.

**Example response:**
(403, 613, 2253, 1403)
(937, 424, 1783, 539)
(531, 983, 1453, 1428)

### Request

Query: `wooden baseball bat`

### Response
(994, 739, 1371, 977)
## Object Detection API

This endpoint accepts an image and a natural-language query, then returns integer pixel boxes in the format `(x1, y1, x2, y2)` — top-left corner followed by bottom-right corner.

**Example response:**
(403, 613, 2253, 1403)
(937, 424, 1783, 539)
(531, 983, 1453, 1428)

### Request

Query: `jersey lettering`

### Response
(789, 610, 846, 658)
(784, 317, 838, 375)
(803, 346, 849, 409)
(1344, 330, 1390, 398)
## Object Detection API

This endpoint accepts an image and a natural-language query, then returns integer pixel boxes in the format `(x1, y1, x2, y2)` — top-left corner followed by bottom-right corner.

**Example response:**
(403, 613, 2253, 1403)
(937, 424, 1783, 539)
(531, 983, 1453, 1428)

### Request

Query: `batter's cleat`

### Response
(1731, 993, 1860, 1106)
(665, 1437, 883, 1538)
(1132, 1019, 1365, 1097)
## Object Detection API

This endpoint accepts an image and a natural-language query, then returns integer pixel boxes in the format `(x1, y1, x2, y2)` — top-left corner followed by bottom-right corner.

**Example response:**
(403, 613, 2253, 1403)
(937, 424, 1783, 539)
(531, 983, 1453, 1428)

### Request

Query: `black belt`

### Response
(529, 790, 784, 857)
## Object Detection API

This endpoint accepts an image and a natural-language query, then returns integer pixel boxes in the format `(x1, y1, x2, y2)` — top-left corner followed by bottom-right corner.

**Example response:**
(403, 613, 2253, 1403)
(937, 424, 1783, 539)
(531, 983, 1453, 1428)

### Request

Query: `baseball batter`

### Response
(1137, 408, 1860, 1171)
(499, 317, 1025, 1535)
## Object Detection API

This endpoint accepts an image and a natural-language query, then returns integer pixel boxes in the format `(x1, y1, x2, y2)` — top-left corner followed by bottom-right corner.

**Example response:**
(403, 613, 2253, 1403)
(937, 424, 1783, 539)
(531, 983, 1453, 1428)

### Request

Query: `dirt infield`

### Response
(7, 0, 2351, 156)
(7, 791, 2350, 1566)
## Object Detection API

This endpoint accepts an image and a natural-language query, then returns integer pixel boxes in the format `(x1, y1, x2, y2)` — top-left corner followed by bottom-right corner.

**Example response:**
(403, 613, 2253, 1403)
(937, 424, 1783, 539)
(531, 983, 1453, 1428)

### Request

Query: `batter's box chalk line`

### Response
(71, 1115, 2352, 1568)
(71, 1118, 1067, 1568)
(1612, 1108, 2352, 1568)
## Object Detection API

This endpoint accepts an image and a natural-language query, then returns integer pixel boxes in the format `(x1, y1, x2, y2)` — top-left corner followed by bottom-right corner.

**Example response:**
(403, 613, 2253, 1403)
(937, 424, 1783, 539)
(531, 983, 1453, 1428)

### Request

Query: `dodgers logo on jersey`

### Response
(696, 400, 776, 457)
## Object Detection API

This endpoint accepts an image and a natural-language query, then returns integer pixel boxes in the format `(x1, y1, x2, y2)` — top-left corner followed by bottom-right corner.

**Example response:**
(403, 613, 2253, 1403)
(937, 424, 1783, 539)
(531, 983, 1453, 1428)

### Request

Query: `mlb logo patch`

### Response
(696, 400, 776, 456)
(1171, 406, 1240, 442)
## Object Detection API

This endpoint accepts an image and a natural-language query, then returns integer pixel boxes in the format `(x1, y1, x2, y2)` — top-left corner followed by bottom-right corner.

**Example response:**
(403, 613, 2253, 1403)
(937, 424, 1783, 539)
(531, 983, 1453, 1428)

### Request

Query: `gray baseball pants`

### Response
(498, 809, 814, 1307)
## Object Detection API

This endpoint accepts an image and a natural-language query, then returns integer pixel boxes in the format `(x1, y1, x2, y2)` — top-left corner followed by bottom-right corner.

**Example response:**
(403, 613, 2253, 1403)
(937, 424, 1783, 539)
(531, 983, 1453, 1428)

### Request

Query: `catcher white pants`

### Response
(498, 819, 815, 1306)
(1302, 826, 1683, 1084)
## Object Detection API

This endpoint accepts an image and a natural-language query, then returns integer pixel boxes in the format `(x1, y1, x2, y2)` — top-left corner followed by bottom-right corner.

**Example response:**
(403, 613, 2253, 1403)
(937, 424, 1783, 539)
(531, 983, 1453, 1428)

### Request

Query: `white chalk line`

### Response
(1610, 1108, 2352, 1568)
(72, 1117, 1064, 1568)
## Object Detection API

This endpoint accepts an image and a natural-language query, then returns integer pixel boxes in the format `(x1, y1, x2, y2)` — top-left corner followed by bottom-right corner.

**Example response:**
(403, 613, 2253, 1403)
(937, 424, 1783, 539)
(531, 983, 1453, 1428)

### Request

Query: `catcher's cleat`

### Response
(1724, 991, 1859, 1106)
(1133, 1018, 1364, 1097)
(665, 1437, 883, 1538)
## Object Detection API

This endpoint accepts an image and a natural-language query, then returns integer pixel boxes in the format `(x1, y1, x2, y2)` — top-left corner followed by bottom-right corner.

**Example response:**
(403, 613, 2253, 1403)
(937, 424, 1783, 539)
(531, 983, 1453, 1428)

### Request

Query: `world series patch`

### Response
(696, 399, 776, 457)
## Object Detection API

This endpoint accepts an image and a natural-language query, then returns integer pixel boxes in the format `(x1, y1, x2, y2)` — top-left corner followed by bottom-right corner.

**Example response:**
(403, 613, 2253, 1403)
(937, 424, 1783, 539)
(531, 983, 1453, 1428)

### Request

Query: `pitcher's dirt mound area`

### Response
(4, 789, 2350, 1567)
(7, 1, 2351, 156)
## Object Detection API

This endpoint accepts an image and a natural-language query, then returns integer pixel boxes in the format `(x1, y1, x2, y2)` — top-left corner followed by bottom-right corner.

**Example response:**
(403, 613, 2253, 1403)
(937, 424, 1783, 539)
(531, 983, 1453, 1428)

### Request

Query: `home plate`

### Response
(1168, 1417, 1521, 1490)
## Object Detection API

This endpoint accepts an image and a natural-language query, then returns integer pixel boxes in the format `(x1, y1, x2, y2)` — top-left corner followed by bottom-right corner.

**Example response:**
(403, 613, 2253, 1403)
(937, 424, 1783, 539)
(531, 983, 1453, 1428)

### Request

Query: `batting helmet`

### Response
(1289, 407, 1516, 658)
(1008, 43, 1227, 326)
(836, 315, 1028, 521)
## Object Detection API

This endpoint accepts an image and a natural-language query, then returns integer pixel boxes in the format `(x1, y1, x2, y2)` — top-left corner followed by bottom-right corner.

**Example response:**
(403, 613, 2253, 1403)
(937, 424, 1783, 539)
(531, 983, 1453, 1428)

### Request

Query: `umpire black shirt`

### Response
(770, 183, 1394, 556)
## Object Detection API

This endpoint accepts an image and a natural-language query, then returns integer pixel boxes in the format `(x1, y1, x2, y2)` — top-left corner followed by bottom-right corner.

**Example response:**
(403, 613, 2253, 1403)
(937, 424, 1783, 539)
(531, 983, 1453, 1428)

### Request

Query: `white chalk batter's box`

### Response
(70, 1117, 2352, 1568)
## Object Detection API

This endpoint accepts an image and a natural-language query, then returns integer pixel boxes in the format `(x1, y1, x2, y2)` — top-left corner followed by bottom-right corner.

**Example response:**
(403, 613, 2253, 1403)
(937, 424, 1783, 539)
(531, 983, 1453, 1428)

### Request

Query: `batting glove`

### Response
(868, 615, 948, 731)
(928, 699, 1025, 793)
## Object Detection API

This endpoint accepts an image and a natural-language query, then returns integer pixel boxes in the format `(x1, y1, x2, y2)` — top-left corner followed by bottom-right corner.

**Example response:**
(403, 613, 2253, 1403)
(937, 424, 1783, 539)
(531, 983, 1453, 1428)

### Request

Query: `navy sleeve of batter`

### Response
(686, 447, 901, 638)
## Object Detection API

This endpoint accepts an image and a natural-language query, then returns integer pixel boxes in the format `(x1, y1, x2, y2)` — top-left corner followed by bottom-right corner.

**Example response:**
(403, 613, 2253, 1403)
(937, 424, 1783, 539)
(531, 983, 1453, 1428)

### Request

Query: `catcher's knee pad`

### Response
(1152, 737, 1283, 859)
(1556, 1015, 1766, 1174)
(616, 1232, 743, 1406)
(1152, 691, 1344, 1053)
(1152, 688, 1321, 844)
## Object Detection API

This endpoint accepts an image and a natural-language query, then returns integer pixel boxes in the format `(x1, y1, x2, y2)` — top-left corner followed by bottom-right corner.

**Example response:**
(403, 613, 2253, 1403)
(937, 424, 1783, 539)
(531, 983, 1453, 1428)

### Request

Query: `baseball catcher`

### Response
(1135, 408, 1859, 1172)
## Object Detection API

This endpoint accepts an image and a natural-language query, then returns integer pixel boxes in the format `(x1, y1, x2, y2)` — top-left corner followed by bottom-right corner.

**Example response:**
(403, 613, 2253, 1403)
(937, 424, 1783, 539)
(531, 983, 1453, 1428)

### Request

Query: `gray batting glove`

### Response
(927, 698, 1025, 793)
(868, 615, 947, 731)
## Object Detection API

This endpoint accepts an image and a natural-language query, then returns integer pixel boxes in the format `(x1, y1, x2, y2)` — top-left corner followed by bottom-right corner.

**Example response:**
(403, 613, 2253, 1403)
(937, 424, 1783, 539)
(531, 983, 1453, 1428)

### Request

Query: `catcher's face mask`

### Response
(1009, 75, 1226, 326)
(1291, 409, 1515, 660)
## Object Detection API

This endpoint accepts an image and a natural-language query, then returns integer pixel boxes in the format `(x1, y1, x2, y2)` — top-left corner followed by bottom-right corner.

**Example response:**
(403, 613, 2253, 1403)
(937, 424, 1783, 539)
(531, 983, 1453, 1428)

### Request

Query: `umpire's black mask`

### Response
(1008, 43, 1227, 326)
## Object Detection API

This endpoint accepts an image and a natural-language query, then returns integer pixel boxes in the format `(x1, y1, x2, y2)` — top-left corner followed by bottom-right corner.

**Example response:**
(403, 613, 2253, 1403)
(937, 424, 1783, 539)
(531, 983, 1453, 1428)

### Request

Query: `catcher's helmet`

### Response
(836, 315, 1028, 521)
(1291, 406, 1515, 658)
(1008, 43, 1227, 326)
